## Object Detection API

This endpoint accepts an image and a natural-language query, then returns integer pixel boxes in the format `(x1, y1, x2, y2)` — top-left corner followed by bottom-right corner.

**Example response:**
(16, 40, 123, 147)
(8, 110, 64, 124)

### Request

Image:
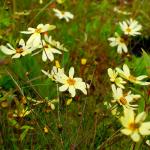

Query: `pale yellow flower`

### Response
(53, 8, 74, 22)
(111, 84, 140, 109)
(57, 67, 89, 97)
(108, 33, 128, 54)
(108, 68, 126, 89)
(120, 108, 150, 142)
(21, 24, 56, 47)
(116, 64, 150, 85)
(119, 19, 142, 36)
(0, 39, 33, 59)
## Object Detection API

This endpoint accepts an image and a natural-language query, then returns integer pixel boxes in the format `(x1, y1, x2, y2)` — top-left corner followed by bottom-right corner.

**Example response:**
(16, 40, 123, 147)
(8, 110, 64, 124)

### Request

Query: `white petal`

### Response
(42, 51, 47, 62)
(46, 51, 54, 61)
(75, 81, 87, 95)
(136, 75, 148, 80)
(131, 132, 141, 142)
(69, 86, 76, 97)
(12, 53, 21, 58)
(139, 122, 150, 135)
(123, 64, 130, 76)
(19, 39, 25, 47)
(59, 84, 68, 92)
(121, 129, 132, 135)
(69, 67, 74, 78)
(135, 112, 146, 123)
(0, 45, 15, 55)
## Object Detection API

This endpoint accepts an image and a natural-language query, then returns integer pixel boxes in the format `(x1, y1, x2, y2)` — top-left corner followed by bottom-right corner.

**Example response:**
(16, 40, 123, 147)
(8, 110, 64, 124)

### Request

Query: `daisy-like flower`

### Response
(108, 33, 128, 54)
(119, 19, 142, 36)
(111, 84, 140, 109)
(20, 24, 56, 47)
(42, 66, 64, 81)
(108, 68, 126, 89)
(53, 8, 74, 22)
(116, 64, 150, 85)
(0, 39, 33, 59)
(56, 67, 89, 97)
(46, 35, 68, 52)
(41, 36, 62, 62)
(120, 108, 150, 142)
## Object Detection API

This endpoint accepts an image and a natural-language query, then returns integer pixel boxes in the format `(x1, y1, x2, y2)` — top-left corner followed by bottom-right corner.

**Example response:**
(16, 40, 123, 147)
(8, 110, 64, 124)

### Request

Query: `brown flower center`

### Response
(119, 37, 125, 43)
(16, 48, 23, 53)
(129, 123, 139, 131)
(67, 78, 76, 86)
(119, 97, 127, 105)
(44, 45, 48, 48)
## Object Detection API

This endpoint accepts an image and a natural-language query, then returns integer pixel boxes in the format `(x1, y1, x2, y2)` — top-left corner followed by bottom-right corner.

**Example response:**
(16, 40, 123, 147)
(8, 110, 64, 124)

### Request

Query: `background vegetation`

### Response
(0, 0, 150, 149)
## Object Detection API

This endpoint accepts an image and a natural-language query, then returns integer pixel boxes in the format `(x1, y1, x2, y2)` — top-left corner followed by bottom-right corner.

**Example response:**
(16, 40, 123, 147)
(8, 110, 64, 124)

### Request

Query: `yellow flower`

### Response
(66, 98, 72, 106)
(21, 24, 56, 47)
(116, 64, 150, 85)
(0, 39, 33, 59)
(56, 0, 65, 4)
(81, 58, 87, 65)
(55, 60, 61, 68)
(111, 84, 140, 109)
(44, 126, 49, 133)
(108, 68, 126, 89)
(120, 108, 150, 142)
(57, 67, 89, 97)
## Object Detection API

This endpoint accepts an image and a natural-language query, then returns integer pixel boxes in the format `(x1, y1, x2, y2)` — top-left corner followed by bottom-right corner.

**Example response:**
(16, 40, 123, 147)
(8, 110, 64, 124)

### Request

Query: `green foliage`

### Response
(0, 0, 150, 149)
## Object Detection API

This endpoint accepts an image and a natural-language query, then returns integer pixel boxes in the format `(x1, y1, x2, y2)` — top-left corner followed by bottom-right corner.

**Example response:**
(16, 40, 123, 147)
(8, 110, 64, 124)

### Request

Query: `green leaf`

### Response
(142, 50, 150, 75)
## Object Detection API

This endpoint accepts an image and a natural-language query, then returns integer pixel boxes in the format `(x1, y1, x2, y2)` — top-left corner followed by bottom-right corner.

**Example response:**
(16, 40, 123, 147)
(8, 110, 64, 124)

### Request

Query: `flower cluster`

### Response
(0, 7, 87, 107)
(0, 23, 68, 62)
(108, 19, 142, 54)
(42, 66, 89, 97)
(107, 64, 150, 142)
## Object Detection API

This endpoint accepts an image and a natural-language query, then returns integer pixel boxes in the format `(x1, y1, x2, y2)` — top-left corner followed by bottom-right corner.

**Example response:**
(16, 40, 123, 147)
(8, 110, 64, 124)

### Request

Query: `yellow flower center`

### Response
(129, 123, 139, 131)
(67, 78, 76, 86)
(128, 75, 137, 82)
(16, 48, 23, 53)
(35, 28, 42, 33)
(126, 27, 131, 33)
(119, 97, 127, 105)
(61, 11, 65, 15)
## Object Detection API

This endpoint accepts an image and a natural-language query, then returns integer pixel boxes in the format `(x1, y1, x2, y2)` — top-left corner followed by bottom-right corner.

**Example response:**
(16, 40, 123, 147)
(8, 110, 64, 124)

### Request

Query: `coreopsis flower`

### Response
(111, 84, 140, 109)
(108, 33, 128, 54)
(81, 58, 87, 65)
(56, 67, 89, 97)
(41, 39, 62, 62)
(119, 19, 142, 36)
(108, 68, 126, 89)
(44, 34, 68, 52)
(0, 39, 33, 58)
(116, 64, 150, 85)
(53, 8, 74, 22)
(113, 7, 131, 15)
(120, 108, 150, 142)
(44, 126, 49, 133)
(20, 24, 56, 47)
(42, 66, 64, 81)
